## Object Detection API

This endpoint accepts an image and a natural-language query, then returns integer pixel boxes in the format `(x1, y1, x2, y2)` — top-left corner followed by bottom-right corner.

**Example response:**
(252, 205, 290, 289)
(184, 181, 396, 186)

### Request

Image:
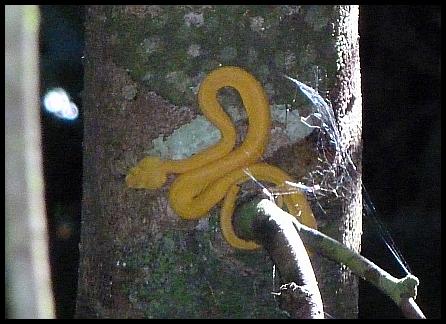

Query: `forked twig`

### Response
(233, 198, 426, 319)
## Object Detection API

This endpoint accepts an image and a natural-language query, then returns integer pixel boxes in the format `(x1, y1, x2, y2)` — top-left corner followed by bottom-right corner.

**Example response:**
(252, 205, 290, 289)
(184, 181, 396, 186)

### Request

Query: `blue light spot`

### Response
(43, 88, 79, 120)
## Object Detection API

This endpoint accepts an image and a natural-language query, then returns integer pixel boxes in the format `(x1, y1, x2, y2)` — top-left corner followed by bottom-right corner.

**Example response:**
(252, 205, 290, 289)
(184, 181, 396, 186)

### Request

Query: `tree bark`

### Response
(76, 5, 361, 318)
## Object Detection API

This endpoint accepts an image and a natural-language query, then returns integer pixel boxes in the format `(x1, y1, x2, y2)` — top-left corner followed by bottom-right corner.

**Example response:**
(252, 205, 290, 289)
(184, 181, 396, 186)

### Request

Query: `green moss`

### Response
(122, 226, 287, 318)
(303, 5, 331, 31)
(106, 5, 337, 107)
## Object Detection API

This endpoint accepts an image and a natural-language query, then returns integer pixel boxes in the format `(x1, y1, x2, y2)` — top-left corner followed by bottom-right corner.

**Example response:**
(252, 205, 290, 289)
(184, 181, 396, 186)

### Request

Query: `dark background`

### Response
(39, 5, 441, 319)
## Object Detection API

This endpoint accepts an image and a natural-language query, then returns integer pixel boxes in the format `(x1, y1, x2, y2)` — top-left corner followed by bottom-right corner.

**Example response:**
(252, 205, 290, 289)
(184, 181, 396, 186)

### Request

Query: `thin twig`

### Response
(234, 198, 426, 319)
(258, 199, 426, 319)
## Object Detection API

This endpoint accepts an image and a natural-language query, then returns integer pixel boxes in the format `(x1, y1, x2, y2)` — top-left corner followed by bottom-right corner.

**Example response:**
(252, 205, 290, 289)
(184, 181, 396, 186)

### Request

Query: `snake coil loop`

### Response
(126, 66, 316, 249)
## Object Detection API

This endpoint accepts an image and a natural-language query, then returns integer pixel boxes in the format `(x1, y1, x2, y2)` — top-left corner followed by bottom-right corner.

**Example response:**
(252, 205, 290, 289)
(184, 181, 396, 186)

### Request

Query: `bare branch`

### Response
(233, 198, 426, 319)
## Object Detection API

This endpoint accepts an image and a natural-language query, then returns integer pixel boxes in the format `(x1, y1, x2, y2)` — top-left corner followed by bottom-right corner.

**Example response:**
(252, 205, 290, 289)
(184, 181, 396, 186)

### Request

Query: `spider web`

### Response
(286, 75, 411, 275)
(256, 74, 412, 276)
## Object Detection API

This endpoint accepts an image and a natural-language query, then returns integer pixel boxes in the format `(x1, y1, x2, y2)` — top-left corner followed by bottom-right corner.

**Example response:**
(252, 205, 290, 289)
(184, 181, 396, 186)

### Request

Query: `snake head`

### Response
(125, 156, 167, 189)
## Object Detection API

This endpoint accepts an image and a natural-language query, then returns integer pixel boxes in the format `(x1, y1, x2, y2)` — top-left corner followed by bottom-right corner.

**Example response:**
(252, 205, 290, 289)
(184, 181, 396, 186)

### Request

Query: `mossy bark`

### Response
(76, 5, 361, 318)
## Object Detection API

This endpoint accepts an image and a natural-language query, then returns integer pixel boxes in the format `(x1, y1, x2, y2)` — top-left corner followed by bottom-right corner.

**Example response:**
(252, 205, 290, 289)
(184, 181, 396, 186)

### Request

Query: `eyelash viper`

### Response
(126, 66, 317, 250)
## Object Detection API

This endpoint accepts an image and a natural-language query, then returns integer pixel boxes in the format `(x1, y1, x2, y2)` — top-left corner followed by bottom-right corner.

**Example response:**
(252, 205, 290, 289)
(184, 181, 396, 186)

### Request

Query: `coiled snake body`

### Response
(126, 66, 316, 249)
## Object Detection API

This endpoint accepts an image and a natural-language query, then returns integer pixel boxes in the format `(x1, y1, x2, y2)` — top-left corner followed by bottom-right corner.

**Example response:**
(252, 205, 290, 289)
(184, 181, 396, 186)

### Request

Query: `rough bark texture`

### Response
(325, 5, 362, 318)
(76, 5, 361, 318)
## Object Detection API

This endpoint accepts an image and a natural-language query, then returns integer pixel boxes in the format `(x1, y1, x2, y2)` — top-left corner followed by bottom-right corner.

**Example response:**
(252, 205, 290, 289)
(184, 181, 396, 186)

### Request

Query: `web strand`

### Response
(278, 75, 413, 276)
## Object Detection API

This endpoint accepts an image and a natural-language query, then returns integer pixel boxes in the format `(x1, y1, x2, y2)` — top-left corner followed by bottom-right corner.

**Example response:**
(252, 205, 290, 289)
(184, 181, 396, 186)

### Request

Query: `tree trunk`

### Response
(5, 5, 55, 319)
(76, 5, 361, 318)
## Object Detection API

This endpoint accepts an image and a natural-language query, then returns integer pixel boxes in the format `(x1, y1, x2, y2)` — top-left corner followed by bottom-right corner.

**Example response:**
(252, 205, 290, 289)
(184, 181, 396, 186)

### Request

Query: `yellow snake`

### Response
(126, 66, 316, 249)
